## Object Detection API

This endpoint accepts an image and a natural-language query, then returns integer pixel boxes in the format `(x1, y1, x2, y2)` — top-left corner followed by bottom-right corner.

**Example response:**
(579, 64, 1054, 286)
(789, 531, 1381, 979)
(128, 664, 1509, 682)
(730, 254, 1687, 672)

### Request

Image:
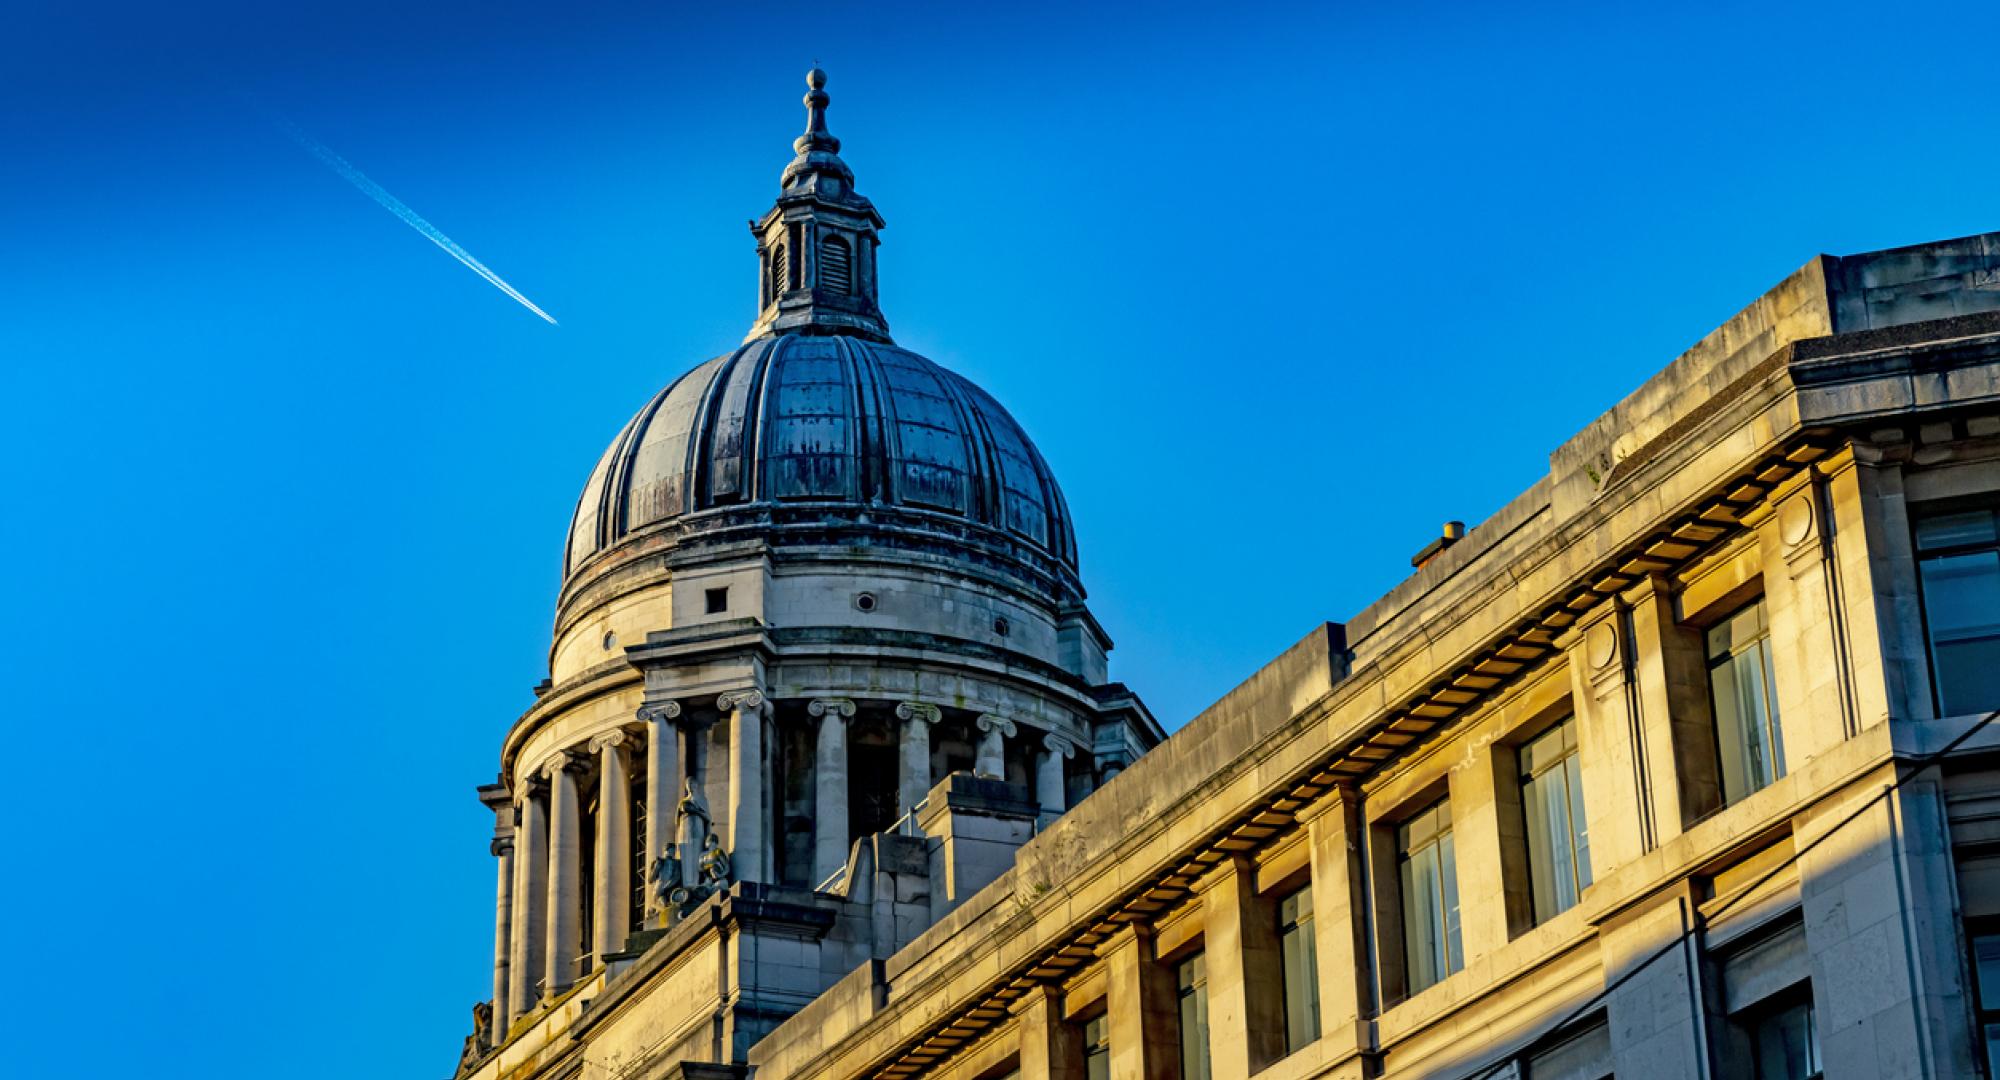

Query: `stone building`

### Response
(453, 72, 2000, 1080)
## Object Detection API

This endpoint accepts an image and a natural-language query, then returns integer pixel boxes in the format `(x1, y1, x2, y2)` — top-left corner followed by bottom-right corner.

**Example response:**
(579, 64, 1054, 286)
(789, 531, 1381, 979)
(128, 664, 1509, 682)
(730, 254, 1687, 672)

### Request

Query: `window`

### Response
(1081, 1015, 1109, 1080)
(1521, 717, 1592, 922)
(1916, 508, 2000, 717)
(1745, 993, 1821, 1079)
(1278, 886, 1320, 1051)
(1398, 799, 1463, 994)
(1177, 952, 1211, 1080)
(1708, 598, 1784, 805)
(821, 234, 853, 294)
(1969, 929, 2000, 1074)
(705, 586, 729, 615)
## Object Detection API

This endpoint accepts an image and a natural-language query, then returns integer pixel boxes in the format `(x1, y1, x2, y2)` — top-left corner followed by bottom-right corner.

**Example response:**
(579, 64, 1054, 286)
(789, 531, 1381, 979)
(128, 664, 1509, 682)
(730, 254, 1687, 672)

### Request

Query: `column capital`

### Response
(589, 729, 629, 753)
(896, 701, 942, 725)
(975, 713, 1018, 737)
(541, 750, 584, 780)
(808, 697, 857, 719)
(512, 777, 545, 805)
(637, 700, 682, 724)
(716, 688, 766, 714)
(490, 835, 515, 857)
(1042, 730, 1079, 758)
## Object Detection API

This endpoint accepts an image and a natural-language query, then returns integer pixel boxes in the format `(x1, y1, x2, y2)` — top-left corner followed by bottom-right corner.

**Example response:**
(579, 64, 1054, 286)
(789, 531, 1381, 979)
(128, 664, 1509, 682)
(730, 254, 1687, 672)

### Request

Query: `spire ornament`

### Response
(746, 68, 891, 344)
(795, 67, 840, 156)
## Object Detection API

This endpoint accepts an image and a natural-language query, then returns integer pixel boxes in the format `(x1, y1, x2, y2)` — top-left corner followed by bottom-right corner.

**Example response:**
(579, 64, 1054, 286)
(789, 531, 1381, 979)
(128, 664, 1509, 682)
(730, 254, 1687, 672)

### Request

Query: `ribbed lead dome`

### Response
(564, 334, 1077, 581)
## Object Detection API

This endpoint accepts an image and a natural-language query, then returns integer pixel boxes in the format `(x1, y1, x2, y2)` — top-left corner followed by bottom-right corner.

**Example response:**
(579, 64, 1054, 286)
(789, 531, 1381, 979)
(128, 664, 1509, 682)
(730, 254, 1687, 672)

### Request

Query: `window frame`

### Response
(1276, 884, 1320, 1053)
(1080, 1012, 1110, 1080)
(1396, 797, 1464, 996)
(1518, 714, 1592, 924)
(1175, 950, 1211, 1080)
(1913, 504, 2000, 719)
(1967, 918, 2000, 1077)
(1705, 595, 1785, 806)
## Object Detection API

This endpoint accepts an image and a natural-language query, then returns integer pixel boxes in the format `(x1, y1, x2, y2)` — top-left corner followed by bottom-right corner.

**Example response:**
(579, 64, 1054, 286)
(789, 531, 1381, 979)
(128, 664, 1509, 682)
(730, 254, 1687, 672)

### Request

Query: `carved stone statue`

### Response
(455, 1000, 494, 1074)
(651, 777, 729, 920)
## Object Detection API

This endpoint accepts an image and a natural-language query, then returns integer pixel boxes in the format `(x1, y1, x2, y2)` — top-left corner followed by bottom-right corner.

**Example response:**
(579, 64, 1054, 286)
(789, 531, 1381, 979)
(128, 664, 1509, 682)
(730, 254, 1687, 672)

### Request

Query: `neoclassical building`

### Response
(454, 72, 2000, 1080)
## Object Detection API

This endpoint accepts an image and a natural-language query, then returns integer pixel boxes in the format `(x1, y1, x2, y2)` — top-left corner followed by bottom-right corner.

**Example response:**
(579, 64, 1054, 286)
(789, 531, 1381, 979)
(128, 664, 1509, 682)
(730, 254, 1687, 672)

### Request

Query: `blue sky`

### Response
(4, 2, 1996, 1076)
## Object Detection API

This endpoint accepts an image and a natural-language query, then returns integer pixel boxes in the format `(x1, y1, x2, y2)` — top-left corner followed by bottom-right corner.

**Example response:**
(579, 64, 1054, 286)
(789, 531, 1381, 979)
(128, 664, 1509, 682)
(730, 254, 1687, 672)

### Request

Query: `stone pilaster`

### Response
(507, 778, 547, 1022)
(543, 751, 585, 996)
(590, 730, 632, 966)
(1014, 985, 1082, 1080)
(974, 713, 1015, 780)
(1300, 788, 1371, 1079)
(719, 689, 767, 884)
(1104, 924, 1177, 1080)
(1624, 574, 1721, 844)
(895, 702, 941, 819)
(638, 700, 681, 924)
(1202, 856, 1286, 1080)
(808, 698, 855, 887)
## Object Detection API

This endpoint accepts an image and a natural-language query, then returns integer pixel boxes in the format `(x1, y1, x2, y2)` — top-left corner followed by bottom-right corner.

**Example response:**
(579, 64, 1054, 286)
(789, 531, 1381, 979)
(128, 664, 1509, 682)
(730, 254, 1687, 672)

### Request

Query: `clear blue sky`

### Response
(3, 2, 1994, 1076)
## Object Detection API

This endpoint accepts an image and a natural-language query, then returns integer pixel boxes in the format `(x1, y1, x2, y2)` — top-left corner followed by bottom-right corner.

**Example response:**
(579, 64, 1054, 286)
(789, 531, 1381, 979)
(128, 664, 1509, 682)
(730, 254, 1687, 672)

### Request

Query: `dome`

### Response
(563, 334, 1078, 584)
(560, 73, 1081, 601)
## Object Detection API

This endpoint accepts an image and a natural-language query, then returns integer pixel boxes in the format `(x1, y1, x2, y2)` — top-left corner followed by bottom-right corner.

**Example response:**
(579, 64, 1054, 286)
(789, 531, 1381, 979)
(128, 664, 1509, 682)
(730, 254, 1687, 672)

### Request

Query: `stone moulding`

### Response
(836, 431, 1845, 1080)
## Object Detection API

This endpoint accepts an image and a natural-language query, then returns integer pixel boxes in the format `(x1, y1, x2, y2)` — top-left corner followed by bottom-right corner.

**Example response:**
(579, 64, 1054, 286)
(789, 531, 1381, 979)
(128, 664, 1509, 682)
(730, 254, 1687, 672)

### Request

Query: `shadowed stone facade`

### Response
(451, 72, 2000, 1080)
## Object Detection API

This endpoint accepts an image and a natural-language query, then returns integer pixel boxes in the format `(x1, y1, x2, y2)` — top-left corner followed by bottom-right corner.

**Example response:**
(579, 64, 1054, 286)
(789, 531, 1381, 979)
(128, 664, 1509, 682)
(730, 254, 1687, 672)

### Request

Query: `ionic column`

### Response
(506, 779, 547, 1022)
(895, 702, 941, 818)
(543, 751, 584, 997)
(638, 701, 681, 924)
(718, 689, 767, 884)
(478, 784, 515, 1046)
(809, 698, 856, 887)
(591, 730, 632, 966)
(974, 714, 1015, 780)
(1037, 731, 1075, 819)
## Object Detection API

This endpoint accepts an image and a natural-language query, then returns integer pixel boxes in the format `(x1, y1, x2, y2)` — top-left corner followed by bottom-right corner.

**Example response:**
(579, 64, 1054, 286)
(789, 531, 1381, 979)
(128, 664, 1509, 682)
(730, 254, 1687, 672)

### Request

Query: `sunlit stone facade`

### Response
(453, 72, 2000, 1080)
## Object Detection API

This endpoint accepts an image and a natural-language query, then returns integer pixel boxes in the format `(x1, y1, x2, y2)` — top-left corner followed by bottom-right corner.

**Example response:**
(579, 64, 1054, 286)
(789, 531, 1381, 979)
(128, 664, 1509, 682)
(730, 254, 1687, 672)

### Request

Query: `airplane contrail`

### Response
(276, 117, 558, 325)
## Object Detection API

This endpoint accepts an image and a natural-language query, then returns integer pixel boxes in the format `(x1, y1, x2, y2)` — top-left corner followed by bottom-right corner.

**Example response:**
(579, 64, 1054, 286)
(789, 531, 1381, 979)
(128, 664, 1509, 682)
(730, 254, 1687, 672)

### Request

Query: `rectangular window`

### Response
(1708, 598, 1785, 805)
(1916, 508, 2000, 718)
(705, 586, 730, 614)
(1177, 952, 1211, 1080)
(1081, 1015, 1109, 1080)
(1278, 886, 1321, 1051)
(1745, 993, 1821, 1080)
(1398, 799, 1463, 994)
(1970, 930, 2000, 1074)
(1521, 717, 1592, 923)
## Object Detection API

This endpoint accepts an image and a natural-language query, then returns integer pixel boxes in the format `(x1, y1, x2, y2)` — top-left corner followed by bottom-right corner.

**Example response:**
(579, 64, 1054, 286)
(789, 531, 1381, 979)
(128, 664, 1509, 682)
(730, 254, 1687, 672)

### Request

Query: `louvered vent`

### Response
(769, 243, 789, 303)
(821, 236, 853, 295)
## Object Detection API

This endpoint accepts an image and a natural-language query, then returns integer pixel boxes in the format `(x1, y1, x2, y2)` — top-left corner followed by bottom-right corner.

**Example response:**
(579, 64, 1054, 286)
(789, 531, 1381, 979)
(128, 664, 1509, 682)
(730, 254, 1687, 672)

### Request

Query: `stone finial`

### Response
(795, 67, 840, 156)
(896, 701, 942, 725)
(975, 714, 1018, 738)
(637, 701, 682, 725)
(808, 697, 857, 720)
(716, 689, 766, 714)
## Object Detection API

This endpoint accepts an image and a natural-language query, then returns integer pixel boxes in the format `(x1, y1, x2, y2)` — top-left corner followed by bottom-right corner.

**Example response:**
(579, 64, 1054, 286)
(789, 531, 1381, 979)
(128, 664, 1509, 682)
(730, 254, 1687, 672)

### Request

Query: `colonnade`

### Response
(485, 691, 1084, 1042)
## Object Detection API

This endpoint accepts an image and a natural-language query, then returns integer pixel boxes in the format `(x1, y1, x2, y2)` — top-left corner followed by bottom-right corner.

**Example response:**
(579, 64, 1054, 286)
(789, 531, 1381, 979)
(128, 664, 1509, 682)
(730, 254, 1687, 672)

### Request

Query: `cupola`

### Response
(745, 69, 891, 342)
